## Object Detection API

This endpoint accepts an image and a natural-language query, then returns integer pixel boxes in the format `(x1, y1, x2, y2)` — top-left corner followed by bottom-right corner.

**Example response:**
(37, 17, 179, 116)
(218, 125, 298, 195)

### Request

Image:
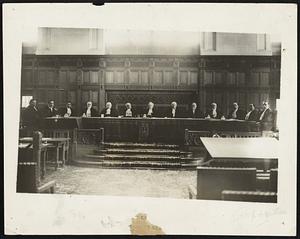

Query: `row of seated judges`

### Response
(22, 99, 274, 128)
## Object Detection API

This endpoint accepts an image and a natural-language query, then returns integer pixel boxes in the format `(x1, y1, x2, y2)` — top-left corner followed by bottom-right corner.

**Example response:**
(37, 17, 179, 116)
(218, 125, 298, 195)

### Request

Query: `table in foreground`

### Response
(200, 137, 278, 169)
(19, 137, 70, 169)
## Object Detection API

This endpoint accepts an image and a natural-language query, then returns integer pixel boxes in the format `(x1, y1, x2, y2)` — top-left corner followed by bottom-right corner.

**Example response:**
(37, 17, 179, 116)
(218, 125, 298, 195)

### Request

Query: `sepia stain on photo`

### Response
(17, 27, 280, 203)
(130, 213, 164, 235)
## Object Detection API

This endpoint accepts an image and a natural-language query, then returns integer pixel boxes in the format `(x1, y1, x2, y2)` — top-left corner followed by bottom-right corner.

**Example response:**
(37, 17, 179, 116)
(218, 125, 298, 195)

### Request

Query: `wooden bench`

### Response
(191, 166, 257, 200)
(17, 131, 56, 193)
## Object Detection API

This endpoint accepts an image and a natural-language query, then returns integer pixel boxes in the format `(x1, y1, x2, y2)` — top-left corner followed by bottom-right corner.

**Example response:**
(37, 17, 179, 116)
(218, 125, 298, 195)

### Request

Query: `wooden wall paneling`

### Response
(247, 91, 260, 109)
(163, 70, 173, 86)
(90, 70, 99, 84)
(115, 70, 125, 84)
(91, 90, 99, 110)
(69, 70, 77, 84)
(227, 71, 236, 86)
(68, 90, 76, 105)
(250, 71, 260, 87)
(105, 71, 114, 84)
(152, 70, 163, 88)
(83, 70, 90, 84)
(129, 70, 139, 84)
(20, 55, 281, 120)
(227, 90, 238, 116)
(204, 70, 213, 86)
(21, 68, 33, 86)
(58, 90, 67, 107)
(205, 89, 214, 110)
(198, 59, 205, 111)
(190, 71, 198, 86)
(214, 71, 224, 85)
(237, 72, 246, 86)
(81, 90, 90, 108)
(214, 90, 225, 114)
(260, 72, 270, 87)
(58, 70, 68, 88)
(99, 68, 106, 111)
(140, 71, 149, 86)
(179, 70, 189, 85)
(238, 91, 247, 111)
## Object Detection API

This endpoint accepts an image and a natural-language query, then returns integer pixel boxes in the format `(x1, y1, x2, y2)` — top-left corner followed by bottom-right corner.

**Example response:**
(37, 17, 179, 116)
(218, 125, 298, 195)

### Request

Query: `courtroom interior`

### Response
(18, 28, 280, 202)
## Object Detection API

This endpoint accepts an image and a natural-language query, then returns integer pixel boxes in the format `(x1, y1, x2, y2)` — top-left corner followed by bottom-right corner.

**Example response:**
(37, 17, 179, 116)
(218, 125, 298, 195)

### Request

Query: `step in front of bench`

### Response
(73, 159, 200, 170)
(101, 142, 180, 149)
(94, 148, 190, 156)
(85, 154, 197, 162)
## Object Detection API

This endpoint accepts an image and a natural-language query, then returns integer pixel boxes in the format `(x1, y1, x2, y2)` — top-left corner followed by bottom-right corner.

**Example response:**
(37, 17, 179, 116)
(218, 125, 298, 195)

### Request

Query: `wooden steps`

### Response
(100, 142, 180, 149)
(73, 142, 202, 169)
(73, 159, 203, 170)
(94, 148, 191, 156)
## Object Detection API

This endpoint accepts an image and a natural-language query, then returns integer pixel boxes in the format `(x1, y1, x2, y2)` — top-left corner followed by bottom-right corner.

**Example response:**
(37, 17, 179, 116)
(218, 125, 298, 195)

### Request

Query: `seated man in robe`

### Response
(166, 101, 180, 118)
(227, 102, 246, 120)
(145, 101, 156, 117)
(186, 102, 204, 118)
(82, 101, 98, 117)
(42, 100, 59, 118)
(258, 101, 273, 130)
(59, 102, 75, 117)
(245, 104, 259, 121)
(123, 102, 134, 117)
(100, 102, 118, 117)
(205, 102, 223, 119)
(22, 99, 41, 130)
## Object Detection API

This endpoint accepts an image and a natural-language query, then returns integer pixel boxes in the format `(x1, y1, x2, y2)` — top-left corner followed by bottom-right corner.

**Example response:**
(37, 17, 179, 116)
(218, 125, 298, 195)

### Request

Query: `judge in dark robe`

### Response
(258, 101, 273, 131)
(123, 102, 134, 117)
(22, 99, 41, 129)
(227, 102, 246, 120)
(82, 101, 98, 117)
(205, 102, 223, 119)
(166, 101, 180, 118)
(245, 104, 259, 121)
(186, 102, 204, 118)
(42, 100, 59, 117)
(59, 102, 75, 117)
(100, 102, 118, 117)
(144, 101, 156, 117)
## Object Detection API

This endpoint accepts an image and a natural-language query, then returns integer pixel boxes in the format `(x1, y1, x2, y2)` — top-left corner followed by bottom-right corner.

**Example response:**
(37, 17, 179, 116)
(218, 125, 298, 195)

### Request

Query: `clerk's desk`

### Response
(42, 117, 260, 144)
(200, 137, 278, 170)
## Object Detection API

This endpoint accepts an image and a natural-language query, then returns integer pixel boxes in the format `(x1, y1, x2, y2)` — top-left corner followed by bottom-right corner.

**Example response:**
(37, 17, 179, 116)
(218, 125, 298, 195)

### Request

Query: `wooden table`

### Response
(19, 137, 70, 170)
(200, 137, 278, 170)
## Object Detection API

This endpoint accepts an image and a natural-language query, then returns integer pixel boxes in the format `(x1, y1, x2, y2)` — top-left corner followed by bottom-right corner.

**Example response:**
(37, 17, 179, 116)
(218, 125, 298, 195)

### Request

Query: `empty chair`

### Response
(196, 167, 257, 200)
(221, 190, 277, 203)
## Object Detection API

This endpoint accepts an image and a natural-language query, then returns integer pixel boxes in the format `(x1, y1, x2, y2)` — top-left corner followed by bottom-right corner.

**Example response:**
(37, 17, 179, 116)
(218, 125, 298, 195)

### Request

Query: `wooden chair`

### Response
(190, 166, 257, 200)
(17, 131, 56, 193)
(221, 190, 277, 203)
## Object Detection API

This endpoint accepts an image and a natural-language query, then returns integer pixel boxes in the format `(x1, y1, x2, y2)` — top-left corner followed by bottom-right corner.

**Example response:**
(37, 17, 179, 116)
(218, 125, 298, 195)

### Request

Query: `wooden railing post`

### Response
(33, 131, 42, 186)
(99, 127, 104, 148)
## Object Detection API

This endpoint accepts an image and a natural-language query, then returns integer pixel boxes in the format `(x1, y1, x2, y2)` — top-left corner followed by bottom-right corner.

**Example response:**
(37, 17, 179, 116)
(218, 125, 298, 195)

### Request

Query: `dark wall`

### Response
(21, 55, 280, 116)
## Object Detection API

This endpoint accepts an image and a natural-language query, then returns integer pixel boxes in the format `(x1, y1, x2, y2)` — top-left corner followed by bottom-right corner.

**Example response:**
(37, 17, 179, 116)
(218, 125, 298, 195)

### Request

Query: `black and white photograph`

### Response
(18, 27, 281, 201)
(4, 3, 297, 235)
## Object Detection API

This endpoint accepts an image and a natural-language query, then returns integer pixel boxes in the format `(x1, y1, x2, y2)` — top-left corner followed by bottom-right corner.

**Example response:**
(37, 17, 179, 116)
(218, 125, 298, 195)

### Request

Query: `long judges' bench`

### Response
(42, 117, 260, 144)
